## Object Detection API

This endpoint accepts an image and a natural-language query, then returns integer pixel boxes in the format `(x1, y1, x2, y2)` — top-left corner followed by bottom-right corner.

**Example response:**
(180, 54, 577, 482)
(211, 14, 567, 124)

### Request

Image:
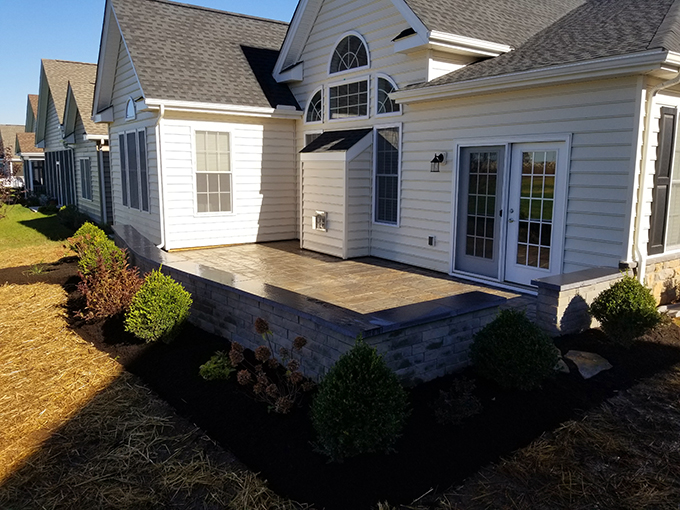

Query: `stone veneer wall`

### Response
(114, 225, 534, 385)
(645, 255, 680, 305)
(533, 268, 624, 336)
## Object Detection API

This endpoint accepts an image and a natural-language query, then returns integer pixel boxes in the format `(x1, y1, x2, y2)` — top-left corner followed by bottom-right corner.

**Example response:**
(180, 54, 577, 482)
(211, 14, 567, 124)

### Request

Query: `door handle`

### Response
(508, 218, 515, 223)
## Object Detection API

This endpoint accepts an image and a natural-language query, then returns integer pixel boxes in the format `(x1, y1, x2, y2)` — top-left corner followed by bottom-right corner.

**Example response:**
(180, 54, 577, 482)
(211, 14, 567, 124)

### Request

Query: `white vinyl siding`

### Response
(73, 112, 103, 223)
(43, 93, 63, 151)
(346, 144, 372, 257)
(109, 37, 160, 243)
(160, 116, 297, 250)
(392, 76, 642, 274)
(301, 157, 345, 258)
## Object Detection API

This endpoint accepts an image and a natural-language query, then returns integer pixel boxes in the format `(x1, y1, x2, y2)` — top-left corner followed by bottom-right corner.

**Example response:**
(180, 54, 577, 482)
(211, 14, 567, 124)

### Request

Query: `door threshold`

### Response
(450, 271, 538, 296)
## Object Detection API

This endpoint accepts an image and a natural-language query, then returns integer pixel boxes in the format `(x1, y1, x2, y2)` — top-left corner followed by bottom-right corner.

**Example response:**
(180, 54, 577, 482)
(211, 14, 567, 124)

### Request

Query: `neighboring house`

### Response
(93, 0, 680, 303)
(16, 95, 45, 194)
(0, 125, 25, 186)
(35, 59, 111, 223)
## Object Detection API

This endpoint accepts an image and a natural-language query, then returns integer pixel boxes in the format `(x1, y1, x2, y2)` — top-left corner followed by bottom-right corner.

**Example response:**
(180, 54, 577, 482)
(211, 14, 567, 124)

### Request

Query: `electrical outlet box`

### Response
(428, 235, 436, 246)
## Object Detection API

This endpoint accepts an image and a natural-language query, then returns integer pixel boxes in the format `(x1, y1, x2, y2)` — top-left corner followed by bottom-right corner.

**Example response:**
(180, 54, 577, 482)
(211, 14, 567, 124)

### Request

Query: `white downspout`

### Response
(155, 105, 167, 249)
(633, 70, 680, 283)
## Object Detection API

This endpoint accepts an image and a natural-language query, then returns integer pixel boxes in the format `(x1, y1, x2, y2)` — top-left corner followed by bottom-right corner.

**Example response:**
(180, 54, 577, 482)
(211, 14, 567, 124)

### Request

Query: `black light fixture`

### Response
(430, 153, 445, 172)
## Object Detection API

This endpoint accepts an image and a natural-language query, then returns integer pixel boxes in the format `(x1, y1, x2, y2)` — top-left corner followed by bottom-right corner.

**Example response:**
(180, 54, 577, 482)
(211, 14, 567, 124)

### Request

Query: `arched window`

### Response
(376, 77, 400, 115)
(125, 97, 136, 120)
(330, 34, 369, 74)
(306, 89, 323, 123)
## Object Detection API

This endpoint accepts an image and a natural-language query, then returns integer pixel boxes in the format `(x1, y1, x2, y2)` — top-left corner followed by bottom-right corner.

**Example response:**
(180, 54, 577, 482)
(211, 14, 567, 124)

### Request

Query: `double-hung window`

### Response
(118, 130, 149, 212)
(374, 127, 400, 225)
(195, 130, 232, 213)
(80, 158, 92, 200)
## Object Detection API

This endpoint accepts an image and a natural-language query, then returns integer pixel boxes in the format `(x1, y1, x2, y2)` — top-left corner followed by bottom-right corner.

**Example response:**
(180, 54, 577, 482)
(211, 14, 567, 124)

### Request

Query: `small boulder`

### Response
(564, 350, 612, 379)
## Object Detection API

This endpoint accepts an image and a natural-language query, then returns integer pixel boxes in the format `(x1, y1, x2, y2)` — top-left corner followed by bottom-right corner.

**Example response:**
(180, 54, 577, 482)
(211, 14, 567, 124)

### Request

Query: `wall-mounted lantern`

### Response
(430, 153, 446, 172)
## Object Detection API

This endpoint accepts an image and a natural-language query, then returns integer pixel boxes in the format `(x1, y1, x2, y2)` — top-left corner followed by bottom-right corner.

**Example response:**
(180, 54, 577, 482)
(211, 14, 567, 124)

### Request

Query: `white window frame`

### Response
(118, 128, 150, 212)
(372, 123, 402, 227)
(327, 31, 371, 77)
(79, 157, 93, 201)
(192, 127, 235, 217)
(305, 87, 324, 124)
(327, 74, 371, 122)
(375, 74, 401, 118)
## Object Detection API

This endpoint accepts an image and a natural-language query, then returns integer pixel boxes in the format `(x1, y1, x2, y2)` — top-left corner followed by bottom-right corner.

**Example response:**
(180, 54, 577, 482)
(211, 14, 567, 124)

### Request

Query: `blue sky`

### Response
(0, 0, 298, 126)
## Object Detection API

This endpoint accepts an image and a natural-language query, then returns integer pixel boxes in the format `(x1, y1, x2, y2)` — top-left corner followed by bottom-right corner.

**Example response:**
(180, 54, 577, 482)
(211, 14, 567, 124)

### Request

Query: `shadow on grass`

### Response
(19, 216, 74, 242)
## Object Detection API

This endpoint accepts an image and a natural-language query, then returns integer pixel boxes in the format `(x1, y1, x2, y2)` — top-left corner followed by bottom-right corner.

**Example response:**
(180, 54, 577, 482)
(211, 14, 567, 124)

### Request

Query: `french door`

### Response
(455, 142, 566, 286)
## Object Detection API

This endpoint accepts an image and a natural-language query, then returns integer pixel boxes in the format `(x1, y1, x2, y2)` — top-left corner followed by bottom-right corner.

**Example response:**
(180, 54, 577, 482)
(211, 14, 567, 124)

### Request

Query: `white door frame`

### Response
(451, 134, 572, 286)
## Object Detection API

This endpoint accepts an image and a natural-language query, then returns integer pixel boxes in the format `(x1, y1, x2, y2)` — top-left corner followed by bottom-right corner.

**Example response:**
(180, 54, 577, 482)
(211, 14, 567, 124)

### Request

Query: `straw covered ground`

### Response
(0, 209, 312, 509)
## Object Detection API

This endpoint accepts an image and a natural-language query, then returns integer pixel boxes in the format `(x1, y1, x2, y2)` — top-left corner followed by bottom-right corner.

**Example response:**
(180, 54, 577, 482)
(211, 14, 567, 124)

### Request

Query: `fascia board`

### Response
(346, 131, 373, 161)
(93, 1, 117, 116)
(274, 0, 319, 79)
(144, 98, 303, 119)
(34, 66, 50, 146)
(393, 50, 669, 104)
(299, 151, 346, 161)
(277, 62, 304, 83)
(93, 106, 114, 123)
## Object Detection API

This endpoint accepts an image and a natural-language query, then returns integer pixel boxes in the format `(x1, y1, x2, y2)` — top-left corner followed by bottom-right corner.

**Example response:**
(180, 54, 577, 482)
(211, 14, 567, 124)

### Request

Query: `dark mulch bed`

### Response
(67, 295, 680, 510)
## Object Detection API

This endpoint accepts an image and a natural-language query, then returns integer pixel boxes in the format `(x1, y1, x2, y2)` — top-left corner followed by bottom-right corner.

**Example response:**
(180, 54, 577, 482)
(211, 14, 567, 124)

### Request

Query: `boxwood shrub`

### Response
(589, 274, 662, 347)
(470, 309, 558, 390)
(124, 268, 192, 343)
(311, 338, 410, 462)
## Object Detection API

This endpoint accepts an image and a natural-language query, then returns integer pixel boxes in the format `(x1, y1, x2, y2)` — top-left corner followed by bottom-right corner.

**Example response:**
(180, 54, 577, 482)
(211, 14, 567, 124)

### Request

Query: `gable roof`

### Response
(36, 59, 98, 145)
(403, 0, 585, 48)
(15, 132, 43, 156)
(409, 0, 680, 91)
(0, 125, 24, 158)
(301, 129, 373, 153)
(63, 65, 108, 138)
(25, 94, 39, 132)
(96, 0, 299, 112)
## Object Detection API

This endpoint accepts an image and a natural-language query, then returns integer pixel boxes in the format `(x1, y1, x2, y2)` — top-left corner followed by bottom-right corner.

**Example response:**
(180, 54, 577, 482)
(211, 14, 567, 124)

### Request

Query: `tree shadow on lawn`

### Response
(19, 216, 73, 241)
(71, 314, 680, 510)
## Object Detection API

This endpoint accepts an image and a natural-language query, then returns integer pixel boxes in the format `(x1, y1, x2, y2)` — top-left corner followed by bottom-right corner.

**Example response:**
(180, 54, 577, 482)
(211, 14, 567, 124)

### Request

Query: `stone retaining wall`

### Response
(533, 268, 623, 336)
(114, 225, 532, 385)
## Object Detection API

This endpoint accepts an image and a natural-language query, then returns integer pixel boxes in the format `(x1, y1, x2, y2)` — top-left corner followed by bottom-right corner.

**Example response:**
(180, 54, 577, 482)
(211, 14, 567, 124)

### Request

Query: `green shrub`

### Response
(589, 274, 662, 346)
(124, 268, 192, 343)
(470, 309, 558, 390)
(311, 338, 410, 461)
(68, 222, 123, 276)
(57, 204, 89, 231)
(433, 377, 482, 426)
(37, 203, 58, 215)
(199, 352, 235, 381)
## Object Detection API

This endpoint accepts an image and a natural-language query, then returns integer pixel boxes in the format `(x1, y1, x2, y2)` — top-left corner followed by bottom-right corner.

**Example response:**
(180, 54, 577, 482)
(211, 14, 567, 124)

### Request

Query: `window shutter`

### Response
(649, 107, 677, 255)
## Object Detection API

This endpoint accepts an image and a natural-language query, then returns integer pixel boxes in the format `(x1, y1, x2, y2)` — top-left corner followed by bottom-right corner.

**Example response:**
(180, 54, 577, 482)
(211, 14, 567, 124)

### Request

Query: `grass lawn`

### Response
(0, 204, 73, 269)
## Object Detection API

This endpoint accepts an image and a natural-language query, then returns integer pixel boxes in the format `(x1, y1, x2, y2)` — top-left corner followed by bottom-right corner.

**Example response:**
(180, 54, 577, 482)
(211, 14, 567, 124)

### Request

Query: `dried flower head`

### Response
(274, 396, 294, 414)
(267, 358, 279, 369)
(257, 373, 269, 386)
(289, 371, 303, 385)
(266, 384, 279, 398)
(253, 383, 266, 395)
(255, 346, 272, 362)
(236, 370, 252, 386)
(301, 381, 316, 392)
(231, 342, 244, 353)
(279, 347, 290, 359)
(287, 359, 300, 372)
(255, 364, 265, 374)
(293, 336, 307, 351)
(255, 318, 270, 335)
(229, 349, 244, 366)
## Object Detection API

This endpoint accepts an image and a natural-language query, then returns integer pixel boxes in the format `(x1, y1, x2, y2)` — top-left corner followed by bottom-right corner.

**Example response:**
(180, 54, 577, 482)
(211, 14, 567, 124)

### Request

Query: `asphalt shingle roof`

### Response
(67, 65, 108, 136)
(300, 129, 373, 153)
(42, 60, 98, 125)
(112, 0, 300, 109)
(404, 0, 586, 47)
(15, 132, 43, 155)
(412, 0, 680, 89)
(28, 95, 39, 120)
(0, 125, 25, 157)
